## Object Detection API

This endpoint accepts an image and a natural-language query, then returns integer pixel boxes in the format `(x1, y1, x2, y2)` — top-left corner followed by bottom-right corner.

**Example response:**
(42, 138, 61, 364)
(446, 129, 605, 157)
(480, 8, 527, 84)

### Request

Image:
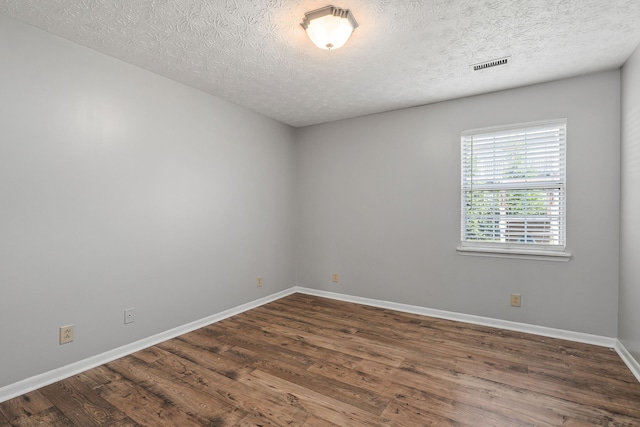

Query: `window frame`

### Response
(457, 119, 571, 262)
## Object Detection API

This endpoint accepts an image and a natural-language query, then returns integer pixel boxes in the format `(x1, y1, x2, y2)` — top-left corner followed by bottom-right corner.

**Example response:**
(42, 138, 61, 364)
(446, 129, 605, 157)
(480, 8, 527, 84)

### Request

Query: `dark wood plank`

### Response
(1, 293, 639, 426)
(0, 409, 9, 426)
(39, 375, 136, 426)
(90, 367, 205, 427)
(198, 321, 323, 370)
(301, 416, 342, 427)
(148, 345, 311, 426)
(0, 390, 53, 421)
(306, 360, 402, 399)
(3, 406, 75, 426)
(455, 357, 640, 419)
(241, 369, 392, 426)
(272, 295, 577, 374)
(222, 344, 391, 416)
(156, 337, 254, 380)
(107, 355, 245, 426)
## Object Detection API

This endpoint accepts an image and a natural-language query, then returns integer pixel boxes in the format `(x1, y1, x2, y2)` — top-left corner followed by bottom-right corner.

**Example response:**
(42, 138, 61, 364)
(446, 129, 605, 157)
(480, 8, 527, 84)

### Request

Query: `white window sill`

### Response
(456, 246, 572, 262)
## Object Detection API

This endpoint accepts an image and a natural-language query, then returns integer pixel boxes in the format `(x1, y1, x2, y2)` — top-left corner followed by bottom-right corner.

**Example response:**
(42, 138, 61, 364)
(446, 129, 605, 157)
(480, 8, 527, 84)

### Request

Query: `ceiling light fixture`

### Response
(301, 5, 358, 50)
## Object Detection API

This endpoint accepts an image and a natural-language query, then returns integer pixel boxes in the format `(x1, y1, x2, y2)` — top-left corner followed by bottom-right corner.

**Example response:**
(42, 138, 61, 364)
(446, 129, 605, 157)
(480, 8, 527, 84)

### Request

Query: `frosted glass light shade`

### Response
(301, 6, 358, 50)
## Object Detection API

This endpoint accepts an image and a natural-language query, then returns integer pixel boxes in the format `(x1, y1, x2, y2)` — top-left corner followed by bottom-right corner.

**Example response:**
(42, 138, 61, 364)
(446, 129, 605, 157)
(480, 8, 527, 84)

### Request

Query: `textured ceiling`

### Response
(1, 0, 640, 127)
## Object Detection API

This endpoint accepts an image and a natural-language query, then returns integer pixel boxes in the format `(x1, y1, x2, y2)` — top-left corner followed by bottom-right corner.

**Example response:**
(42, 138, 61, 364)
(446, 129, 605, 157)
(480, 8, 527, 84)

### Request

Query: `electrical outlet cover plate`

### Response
(332, 273, 339, 283)
(124, 308, 135, 324)
(60, 325, 74, 344)
(511, 294, 522, 307)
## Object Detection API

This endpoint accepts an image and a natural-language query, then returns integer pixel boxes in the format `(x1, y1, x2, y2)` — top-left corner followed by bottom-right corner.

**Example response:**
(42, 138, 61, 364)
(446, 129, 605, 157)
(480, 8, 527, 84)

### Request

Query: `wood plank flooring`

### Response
(1, 293, 639, 426)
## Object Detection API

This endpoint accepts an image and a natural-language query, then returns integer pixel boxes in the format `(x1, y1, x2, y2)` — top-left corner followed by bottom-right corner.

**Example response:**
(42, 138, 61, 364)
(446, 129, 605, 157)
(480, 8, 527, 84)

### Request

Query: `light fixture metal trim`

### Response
(301, 5, 359, 50)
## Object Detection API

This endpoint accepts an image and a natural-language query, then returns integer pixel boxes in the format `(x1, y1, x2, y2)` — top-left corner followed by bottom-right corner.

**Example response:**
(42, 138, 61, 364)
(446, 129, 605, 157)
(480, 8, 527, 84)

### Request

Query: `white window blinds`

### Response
(461, 120, 566, 250)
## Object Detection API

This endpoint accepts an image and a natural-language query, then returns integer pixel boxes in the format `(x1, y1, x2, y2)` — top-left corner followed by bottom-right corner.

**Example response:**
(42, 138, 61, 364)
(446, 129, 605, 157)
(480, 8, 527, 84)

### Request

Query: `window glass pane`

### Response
(461, 120, 566, 250)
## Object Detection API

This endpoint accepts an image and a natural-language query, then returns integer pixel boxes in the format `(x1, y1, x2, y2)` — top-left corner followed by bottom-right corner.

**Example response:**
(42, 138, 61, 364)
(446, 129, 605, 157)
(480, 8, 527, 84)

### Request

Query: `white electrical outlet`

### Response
(124, 308, 135, 324)
(332, 272, 339, 283)
(257, 276, 263, 287)
(59, 325, 74, 345)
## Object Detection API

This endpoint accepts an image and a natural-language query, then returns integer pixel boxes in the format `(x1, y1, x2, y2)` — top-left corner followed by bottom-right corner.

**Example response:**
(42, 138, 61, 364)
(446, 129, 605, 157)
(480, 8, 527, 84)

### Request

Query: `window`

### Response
(458, 119, 570, 261)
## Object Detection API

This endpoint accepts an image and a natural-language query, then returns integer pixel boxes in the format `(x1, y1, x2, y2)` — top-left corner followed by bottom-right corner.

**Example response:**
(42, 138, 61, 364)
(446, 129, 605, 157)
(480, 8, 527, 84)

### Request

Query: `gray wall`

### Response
(297, 71, 621, 337)
(0, 16, 297, 388)
(620, 44, 640, 364)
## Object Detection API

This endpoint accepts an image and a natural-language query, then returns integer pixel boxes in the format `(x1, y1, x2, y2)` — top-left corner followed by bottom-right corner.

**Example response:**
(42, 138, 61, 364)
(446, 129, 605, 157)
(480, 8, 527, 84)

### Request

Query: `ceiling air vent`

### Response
(470, 56, 511, 72)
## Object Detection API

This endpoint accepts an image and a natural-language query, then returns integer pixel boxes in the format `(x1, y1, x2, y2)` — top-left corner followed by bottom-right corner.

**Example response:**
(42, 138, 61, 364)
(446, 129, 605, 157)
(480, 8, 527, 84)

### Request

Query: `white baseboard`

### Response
(615, 339, 640, 383)
(0, 287, 297, 404)
(293, 287, 617, 348)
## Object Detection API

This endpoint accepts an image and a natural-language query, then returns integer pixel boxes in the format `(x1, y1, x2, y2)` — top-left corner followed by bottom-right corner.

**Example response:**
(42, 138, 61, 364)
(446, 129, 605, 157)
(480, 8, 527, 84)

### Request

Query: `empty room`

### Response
(1, 1, 640, 425)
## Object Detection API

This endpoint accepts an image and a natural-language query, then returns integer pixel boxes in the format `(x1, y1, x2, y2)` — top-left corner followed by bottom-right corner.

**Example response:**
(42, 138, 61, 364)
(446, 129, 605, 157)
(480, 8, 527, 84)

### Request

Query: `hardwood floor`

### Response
(1, 293, 639, 426)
